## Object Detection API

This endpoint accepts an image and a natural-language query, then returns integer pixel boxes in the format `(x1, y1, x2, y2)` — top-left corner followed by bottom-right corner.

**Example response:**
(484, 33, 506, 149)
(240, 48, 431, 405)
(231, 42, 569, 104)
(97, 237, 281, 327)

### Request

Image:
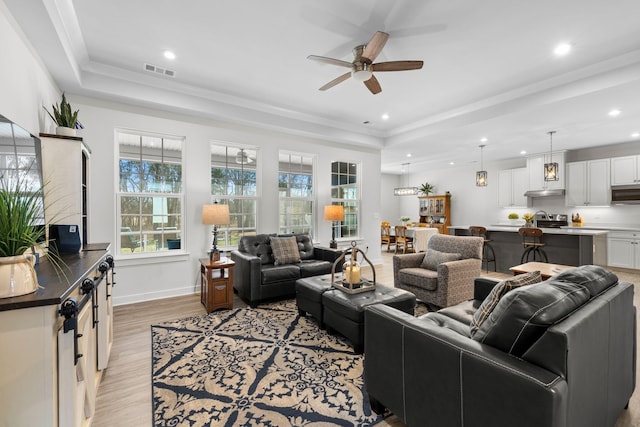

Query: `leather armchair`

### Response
(393, 234, 483, 308)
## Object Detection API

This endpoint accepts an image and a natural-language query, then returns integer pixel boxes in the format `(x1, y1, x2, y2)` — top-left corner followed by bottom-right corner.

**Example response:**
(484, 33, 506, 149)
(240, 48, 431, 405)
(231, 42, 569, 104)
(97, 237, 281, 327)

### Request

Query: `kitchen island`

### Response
(449, 225, 608, 274)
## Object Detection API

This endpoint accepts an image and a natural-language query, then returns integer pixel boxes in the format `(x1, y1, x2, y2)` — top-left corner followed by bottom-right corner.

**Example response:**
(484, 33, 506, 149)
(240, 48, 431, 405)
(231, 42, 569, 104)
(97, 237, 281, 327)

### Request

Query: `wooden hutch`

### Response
(418, 194, 451, 234)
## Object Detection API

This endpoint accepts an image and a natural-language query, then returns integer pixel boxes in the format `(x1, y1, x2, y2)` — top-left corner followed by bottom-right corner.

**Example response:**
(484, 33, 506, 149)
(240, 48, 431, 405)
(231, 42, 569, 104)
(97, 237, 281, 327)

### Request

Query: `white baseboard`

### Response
(112, 286, 197, 306)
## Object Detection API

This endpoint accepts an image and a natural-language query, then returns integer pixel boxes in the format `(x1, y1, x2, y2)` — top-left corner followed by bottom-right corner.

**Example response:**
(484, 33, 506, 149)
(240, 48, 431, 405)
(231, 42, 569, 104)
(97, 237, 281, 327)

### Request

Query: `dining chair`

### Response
(381, 223, 395, 252)
(394, 225, 414, 254)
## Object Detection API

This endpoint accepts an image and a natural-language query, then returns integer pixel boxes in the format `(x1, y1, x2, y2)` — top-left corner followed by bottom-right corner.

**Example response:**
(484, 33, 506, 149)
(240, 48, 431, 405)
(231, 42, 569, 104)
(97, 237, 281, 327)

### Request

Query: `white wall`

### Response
(72, 97, 382, 305)
(380, 173, 402, 223)
(0, 2, 60, 134)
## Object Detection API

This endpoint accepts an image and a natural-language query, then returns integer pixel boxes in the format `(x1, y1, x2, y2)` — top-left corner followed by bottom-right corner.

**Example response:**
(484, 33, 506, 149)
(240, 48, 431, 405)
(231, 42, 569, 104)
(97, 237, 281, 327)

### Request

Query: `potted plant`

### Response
(45, 93, 82, 136)
(522, 212, 535, 227)
(508, 212, 520, 225)
(400, 216, 410, 226)
(419, 182, 434, 196)
(0, 177, 44, 298)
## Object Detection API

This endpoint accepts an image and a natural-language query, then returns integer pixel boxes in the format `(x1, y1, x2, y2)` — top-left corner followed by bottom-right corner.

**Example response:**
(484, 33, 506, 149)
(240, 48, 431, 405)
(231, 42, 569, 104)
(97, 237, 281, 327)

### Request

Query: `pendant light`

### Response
(476, 144, 487, 187)
(544, 131, 559, 181)
(394, 163, 419, 196)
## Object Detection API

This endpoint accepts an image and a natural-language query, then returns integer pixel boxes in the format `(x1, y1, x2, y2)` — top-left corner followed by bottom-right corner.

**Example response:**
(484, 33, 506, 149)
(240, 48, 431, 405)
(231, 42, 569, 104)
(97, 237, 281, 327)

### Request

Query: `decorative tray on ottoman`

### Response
(330, 241, 376, 294)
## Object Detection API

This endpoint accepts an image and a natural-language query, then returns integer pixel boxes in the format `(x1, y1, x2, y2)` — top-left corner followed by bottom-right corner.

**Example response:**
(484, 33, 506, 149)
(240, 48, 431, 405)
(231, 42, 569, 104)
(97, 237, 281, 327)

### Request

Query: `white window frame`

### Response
(210, 142, 259, 249)
(278, 151, 315, 236)
(115, 129, 185, 256)
(330, 160, 361, 241)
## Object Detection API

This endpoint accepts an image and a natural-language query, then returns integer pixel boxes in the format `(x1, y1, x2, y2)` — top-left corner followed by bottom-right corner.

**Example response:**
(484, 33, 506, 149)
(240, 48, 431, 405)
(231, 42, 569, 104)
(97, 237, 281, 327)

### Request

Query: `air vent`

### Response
(144, 63, 175, 77)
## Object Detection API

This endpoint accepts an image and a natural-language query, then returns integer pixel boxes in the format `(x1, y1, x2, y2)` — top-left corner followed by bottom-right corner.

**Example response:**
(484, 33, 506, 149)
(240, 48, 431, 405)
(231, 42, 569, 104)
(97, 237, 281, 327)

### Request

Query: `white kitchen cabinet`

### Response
(566, 159, 611, 206)
(527, 151, 566, 191)
(608, 231, 640, 269)
(611, 155, 640, 185)
(498, 167, 527, 207)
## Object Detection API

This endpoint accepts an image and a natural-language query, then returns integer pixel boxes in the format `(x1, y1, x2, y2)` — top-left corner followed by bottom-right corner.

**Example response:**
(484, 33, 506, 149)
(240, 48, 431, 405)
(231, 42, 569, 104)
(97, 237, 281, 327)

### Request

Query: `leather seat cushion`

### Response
(299, 260, 333, 277)
(437, 299, 480, 326)
(295, 275, 333, 302)
(472, 279, 591, 356)
(261, 264, 300, 284)
(323, 287, 416, 323)
(398, 268, 438, 291)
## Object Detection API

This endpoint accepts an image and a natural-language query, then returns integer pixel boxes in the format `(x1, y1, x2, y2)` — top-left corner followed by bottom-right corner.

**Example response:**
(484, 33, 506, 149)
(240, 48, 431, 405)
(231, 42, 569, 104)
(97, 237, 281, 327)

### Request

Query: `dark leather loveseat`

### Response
(364, 265, 636, 427)
(231, 234, 342, 307)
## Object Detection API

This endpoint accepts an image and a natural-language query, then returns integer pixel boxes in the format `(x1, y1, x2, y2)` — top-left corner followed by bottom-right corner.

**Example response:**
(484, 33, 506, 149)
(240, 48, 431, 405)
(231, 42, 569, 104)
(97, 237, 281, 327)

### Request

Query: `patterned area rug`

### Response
(152, 300, 384, 426)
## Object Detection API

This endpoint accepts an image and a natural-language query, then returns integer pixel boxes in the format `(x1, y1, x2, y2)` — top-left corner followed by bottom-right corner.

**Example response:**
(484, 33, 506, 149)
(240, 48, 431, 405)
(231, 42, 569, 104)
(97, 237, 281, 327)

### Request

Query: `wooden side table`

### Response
(199, 258, 235, 312)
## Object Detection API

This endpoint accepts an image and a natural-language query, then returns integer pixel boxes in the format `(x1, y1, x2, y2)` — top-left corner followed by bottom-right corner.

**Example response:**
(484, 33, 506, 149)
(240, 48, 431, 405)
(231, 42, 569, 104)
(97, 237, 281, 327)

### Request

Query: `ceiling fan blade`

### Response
(362, 31, 389, 62)
(307, 55, 353, 68)
(319, 72, 352, 91)
(372, 60, 424, 72)
(364, 74, 382, 94)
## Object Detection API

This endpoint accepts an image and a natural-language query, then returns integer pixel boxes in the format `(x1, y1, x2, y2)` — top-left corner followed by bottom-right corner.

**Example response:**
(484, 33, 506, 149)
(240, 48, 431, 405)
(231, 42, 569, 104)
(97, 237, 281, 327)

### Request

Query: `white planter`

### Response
(0, 254, 38, 298)
(56, 126, 77, 137)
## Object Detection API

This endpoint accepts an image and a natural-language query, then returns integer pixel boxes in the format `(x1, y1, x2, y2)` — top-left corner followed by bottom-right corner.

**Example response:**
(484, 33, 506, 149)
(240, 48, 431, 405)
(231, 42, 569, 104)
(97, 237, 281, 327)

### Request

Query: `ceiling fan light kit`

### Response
(308, 31, 424, 94)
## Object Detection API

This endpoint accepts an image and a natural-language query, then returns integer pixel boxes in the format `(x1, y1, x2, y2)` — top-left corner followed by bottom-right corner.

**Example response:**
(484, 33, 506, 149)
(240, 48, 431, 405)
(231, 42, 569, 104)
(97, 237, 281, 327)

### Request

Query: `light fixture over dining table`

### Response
(394, 162, 419, 196)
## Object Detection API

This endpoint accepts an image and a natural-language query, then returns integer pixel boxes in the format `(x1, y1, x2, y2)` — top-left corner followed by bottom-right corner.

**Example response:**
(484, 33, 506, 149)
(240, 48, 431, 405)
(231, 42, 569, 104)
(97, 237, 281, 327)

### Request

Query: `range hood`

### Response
(524, 189, 566, 198)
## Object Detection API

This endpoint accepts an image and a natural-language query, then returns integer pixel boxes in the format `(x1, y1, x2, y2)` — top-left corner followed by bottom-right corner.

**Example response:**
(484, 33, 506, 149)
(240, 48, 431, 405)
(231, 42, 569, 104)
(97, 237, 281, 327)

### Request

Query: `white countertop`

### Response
(449, 225, 609, 236)
(561, 224, 640, 232)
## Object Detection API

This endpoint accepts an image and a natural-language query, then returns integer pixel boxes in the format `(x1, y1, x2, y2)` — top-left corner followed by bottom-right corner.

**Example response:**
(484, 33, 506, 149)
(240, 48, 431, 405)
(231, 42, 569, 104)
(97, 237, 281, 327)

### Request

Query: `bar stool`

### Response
(519, 227, 548, 263)
(469, 226, 496, 272)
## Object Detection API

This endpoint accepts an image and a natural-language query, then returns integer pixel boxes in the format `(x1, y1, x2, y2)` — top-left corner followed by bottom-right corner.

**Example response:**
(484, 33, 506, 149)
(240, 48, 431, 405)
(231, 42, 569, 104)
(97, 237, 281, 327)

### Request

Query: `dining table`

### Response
(390, 226, 439, 252)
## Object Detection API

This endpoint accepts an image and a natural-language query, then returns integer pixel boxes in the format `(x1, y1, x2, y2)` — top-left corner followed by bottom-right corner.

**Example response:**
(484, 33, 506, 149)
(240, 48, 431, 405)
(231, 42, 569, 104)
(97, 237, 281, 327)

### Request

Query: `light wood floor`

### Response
(92, 251, 640, 427)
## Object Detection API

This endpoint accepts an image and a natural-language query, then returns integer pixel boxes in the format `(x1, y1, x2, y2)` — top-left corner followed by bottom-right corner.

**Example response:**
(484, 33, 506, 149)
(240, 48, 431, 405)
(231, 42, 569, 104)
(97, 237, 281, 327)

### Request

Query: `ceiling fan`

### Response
(307, 31, 423, 94)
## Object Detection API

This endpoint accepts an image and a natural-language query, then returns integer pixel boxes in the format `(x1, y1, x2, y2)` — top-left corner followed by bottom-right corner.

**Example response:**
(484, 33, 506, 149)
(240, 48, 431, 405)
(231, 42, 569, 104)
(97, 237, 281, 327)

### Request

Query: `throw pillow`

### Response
(420, 248, 462, 270)
(469, 271, 542, 337)
(271, 236, 301, 265)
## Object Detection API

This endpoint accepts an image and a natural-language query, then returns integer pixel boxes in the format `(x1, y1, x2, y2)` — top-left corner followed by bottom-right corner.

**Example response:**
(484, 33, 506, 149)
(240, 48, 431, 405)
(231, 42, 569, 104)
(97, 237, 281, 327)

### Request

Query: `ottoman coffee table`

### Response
(322, 286, 416, 353)
(295, 274, 334, 328)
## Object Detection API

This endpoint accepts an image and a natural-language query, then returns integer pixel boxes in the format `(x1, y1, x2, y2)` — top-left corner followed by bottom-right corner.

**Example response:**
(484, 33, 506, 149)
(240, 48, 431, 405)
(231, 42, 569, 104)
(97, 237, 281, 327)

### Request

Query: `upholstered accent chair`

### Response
(393, 234, 483, 308)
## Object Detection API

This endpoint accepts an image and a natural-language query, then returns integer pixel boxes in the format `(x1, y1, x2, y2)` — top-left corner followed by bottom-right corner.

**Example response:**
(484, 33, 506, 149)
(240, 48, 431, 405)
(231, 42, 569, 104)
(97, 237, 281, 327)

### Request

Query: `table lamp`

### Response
(202, 203, 230, 263)
(324, 205, 344, 249)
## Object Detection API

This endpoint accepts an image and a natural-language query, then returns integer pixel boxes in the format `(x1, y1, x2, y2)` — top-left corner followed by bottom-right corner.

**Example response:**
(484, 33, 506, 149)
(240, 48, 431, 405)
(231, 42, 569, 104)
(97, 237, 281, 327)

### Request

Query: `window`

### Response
(278, 152, 314, 235)
(330, 161, 359, 240)
(210, 144, 258, 247)
(117, 131, 184, 255)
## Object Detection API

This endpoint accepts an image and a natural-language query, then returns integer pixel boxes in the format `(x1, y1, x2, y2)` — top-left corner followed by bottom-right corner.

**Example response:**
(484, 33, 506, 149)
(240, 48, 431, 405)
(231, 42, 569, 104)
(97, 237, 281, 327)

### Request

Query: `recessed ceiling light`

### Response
(480, 137, 488, 143)
(520, 150, 527, 155)
(554, 43, 572, 56)
(632, 132, 640, 138)
(381, 113, 390, 120)
(406, 153, 412, 157)
(449, 162, 455, 165)
(163, 50, 176, 60)
(609, 109, 621, 117)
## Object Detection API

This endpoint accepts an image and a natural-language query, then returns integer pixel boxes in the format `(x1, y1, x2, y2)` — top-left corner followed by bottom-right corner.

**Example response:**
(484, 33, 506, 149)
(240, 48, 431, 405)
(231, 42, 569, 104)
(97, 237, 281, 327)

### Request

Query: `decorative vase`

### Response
(56, 126, 77, 137)
(0, 254, 38, 299)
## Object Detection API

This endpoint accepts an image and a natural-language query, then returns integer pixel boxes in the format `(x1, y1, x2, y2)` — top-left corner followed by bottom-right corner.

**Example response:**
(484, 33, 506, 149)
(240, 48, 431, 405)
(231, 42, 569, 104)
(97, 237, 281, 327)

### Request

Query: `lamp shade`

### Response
(202, 204, 230, 225)
(324, 205, 344, 222)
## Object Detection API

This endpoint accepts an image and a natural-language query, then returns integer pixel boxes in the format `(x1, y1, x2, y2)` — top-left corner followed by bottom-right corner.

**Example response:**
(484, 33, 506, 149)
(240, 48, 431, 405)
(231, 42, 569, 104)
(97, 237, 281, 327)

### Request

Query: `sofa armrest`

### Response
(230, 250, 263, 304)
(313, 246, 343, 271)
(364, 304, 568, 427)
(474, 277, 501, 301)
(436, 258, 481, 306)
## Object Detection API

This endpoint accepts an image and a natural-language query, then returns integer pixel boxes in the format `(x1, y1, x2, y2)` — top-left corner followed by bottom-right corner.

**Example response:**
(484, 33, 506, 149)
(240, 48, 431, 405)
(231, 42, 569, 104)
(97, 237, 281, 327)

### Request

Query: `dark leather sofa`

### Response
(364, 265, 636, 427)
(231, 234, 342, 307)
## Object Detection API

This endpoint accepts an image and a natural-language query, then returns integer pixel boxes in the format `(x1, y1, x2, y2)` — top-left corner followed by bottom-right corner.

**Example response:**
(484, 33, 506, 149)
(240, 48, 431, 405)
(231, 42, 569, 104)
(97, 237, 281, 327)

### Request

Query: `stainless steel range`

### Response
(535, 212, 568, 228)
